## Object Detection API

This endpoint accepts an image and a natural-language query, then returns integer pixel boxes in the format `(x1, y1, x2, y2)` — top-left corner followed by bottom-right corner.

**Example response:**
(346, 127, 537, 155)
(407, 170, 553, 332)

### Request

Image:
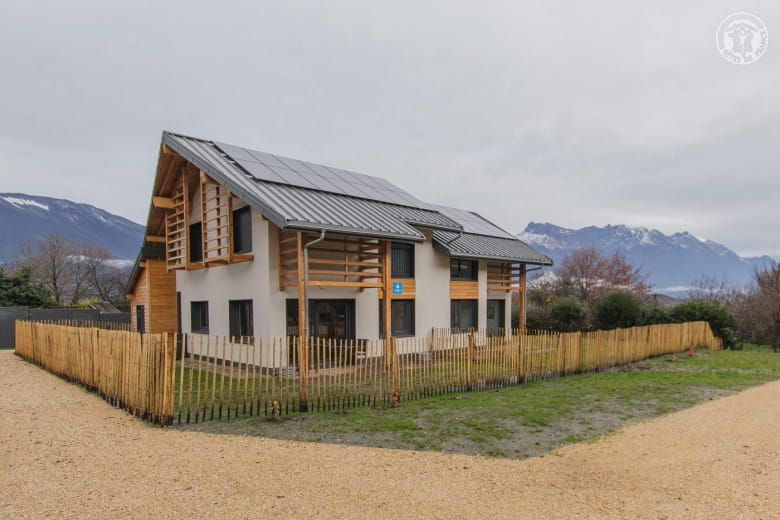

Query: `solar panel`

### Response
(434, 205, 514, 238)
(214, 140, 426, 208)
(235, 160, 285, 183)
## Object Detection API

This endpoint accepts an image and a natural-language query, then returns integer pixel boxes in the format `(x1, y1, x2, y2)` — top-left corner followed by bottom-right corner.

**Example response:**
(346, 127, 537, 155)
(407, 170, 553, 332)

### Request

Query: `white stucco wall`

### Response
(415, 230, 451, 336)
(177, 208, 517, 342)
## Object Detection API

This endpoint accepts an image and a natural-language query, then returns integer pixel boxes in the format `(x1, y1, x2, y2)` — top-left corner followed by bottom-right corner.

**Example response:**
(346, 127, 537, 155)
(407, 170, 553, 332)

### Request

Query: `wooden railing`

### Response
(14, 321, 720, 426)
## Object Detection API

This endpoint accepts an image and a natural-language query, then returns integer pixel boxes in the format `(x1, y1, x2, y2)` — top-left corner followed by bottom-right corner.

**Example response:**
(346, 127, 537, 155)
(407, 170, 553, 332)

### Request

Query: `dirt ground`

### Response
(1, 350, 777, 519)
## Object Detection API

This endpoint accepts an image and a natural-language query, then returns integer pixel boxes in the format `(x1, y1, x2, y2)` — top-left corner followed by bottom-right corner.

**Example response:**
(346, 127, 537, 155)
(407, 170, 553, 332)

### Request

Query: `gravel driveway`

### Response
(1, 350, 777, 519)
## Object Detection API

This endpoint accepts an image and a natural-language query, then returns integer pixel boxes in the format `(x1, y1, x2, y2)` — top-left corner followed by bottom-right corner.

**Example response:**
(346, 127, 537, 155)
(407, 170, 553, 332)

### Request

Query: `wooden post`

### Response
(518, 264, 527, 331)
(296, 232, 309, 411)
(382, 240, 393, 371)
(467, 328, 475, 389)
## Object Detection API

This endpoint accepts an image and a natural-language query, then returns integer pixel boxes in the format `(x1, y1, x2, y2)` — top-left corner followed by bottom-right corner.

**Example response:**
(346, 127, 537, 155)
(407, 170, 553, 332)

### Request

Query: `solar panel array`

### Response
(215, 141, 426, 208)
(433, 205, 515, 239)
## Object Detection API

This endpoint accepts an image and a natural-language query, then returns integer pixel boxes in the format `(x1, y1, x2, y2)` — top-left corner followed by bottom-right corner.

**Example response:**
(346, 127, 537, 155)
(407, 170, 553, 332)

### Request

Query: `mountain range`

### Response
(0, 193, 770, 295)
(518, 222, 772, 294)
(0, 193, 144, 265)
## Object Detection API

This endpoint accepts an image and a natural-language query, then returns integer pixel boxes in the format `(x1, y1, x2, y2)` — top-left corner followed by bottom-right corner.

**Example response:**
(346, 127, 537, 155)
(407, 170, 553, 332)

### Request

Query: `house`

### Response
(125, 132, 552, 342)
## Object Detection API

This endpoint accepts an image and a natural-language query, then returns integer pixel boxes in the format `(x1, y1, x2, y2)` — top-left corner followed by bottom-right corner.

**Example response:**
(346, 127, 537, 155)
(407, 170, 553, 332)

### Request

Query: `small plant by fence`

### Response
(14, 321, 721, 426)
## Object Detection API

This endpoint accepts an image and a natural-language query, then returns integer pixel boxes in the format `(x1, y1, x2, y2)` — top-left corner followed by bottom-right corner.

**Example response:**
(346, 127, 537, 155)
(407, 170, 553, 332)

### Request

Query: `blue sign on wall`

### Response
(392, 281, 403, 295)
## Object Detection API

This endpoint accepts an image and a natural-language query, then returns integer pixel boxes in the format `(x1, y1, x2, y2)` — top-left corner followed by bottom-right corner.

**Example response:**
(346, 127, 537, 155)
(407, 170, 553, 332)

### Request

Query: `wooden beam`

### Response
(152, 196, 175, 209)
(518, 264, 527, 331)
(146, 235, 166, 243)
(296, 232, 306, 337)
(296, 232, 309, 411)
(382, 240, 392, 367)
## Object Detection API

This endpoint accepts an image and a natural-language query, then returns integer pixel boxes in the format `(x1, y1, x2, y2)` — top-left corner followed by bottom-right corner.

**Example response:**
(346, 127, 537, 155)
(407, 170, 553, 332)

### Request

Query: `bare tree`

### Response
(687, 275, 735, 305)
(732, 261, 780, 351)
(15, 235, 126, 307)
(555, 247, 649, 303)
(16, 234, 76, 305)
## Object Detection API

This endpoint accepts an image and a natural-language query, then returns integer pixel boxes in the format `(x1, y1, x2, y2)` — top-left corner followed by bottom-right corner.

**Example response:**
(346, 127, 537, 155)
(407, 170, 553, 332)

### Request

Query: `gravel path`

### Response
(1, 350, 777, 519)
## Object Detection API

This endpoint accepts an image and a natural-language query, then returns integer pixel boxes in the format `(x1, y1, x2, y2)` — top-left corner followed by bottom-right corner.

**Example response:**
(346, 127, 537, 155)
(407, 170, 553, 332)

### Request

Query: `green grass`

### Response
(177, 348, 780, 459)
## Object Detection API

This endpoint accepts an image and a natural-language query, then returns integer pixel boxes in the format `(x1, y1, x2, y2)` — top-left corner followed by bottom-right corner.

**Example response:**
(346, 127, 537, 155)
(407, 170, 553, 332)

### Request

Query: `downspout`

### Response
(444, 228, 464, 246)
(303, 230, 327, 336)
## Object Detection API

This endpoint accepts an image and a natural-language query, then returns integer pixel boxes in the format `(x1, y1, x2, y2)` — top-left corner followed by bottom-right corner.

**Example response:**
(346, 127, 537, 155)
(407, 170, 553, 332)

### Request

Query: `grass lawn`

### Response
(177, 346, 780, 459)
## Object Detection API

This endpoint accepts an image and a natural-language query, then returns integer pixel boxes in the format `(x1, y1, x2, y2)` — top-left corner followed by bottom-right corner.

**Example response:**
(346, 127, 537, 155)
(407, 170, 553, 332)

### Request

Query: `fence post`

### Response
(517, 327, 526, 382)
(297, 336, 309, 412)
(392, 337, 400, 393)
(467, 328, 475, 389)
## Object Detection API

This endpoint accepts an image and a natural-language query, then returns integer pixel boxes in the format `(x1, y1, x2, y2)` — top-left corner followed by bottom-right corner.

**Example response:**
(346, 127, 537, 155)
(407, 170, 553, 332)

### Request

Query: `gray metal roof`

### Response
(432, 230, 553, 265)
(432, 204, 516, 239)
(163, 132, 460, 241)
(160, 131, 552, 264)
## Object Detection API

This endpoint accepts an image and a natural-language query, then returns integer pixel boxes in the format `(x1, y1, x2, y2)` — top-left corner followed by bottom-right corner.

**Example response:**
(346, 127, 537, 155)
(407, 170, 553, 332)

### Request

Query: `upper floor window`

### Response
(191, 301, 209, 333)
(391, 242, 414, 278)
(233, 206, 252, 254)
(450, 258, 478, 281)
(189, 222, 203, 263)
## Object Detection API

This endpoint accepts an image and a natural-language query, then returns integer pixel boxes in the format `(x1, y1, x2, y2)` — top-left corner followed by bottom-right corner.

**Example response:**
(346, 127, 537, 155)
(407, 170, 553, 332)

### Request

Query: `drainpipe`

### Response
(444, 228, 464, 245)
(303, 230, 327, 336)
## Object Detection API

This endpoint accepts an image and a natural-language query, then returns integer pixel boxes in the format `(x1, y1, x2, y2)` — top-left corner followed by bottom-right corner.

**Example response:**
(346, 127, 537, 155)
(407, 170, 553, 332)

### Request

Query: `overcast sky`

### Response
(1, 1, 778, 257)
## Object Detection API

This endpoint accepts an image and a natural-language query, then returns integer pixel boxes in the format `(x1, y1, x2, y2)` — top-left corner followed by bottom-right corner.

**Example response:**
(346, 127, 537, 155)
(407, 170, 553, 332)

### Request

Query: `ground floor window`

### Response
(191, 301, 209, 333)
(487, 299, 506, 335)
(451, 299, 478, 331)
(229, 299, 253, 339)
(135, 305, 145, 333)
(286, 299, 355, 340)
(378, 299, 415, 337)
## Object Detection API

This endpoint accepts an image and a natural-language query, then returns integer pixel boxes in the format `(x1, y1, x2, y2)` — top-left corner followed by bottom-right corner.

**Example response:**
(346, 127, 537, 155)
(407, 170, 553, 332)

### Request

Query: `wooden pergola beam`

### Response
(146, 235, 166, 243)
(152, 196, 175, 209)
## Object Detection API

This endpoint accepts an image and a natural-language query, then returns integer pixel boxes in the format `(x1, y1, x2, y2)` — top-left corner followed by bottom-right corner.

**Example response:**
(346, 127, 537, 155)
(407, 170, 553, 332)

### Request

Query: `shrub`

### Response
(549, 295, 588, 332)
(669, 300, 738, 349)
(525, 304, 552, 331)
(593, 290, 645, 330)
(642, 304, 672, 325)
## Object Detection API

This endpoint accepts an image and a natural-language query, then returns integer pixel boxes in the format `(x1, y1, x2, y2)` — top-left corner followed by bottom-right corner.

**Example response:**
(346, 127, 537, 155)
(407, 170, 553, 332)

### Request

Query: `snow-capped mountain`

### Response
(0, 193, 144, 264)
(518, 222, 772, 294)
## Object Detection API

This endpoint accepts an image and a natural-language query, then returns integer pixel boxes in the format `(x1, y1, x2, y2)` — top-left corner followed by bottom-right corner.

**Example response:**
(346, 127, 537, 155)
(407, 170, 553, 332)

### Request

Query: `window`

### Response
(379, 299, 416, 337)
(229, 300, 254, 339)
(233, 206, 252, 254)
(391, 242, 414, 278)
(451, 300, 478, 331)
(286, 299, 356, 340)
(191, 301, 209, 333)
(135, 305, 145, 333)
(189, 222, 203, 263)
(450, 258, 478, 281)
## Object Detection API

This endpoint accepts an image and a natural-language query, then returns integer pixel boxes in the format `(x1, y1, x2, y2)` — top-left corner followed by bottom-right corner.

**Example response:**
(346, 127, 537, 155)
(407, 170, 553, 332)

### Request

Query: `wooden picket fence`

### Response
(14, 320, 720, 426)
(14, 321, 175, 424)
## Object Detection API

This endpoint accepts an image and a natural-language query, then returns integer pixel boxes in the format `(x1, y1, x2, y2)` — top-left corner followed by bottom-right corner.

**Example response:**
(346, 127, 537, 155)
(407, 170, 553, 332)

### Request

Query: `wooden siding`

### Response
(128, 260, 177, 334)
(147, 259, 177, 333)
(128, 266, 150, 333)
(450, 280, 479, 299)
(378, 278, 416, 299)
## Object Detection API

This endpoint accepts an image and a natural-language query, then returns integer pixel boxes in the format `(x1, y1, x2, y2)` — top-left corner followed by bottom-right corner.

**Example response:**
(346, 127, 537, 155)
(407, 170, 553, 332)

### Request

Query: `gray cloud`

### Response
(1, 1, 777, 257)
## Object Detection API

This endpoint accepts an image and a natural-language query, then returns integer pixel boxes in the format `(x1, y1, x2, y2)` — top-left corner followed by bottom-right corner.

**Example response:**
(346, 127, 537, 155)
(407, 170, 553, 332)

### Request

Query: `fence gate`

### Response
(0, 308, 27, 348)
(0, 307, 131, 348)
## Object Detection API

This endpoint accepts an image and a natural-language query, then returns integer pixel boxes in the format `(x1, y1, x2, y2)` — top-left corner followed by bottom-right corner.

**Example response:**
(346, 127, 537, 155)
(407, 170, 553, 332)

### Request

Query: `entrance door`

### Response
(487, 299, 505, 336)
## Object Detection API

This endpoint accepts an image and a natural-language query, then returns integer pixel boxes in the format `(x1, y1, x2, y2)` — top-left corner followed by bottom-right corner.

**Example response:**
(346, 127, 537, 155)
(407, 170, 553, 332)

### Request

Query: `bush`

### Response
(525, 304, 552, 331)
(549, 295, 588, 332)
(593, 291, 645, 330)
(642, 304, 672, 325)
(669, 300, 738, 349)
